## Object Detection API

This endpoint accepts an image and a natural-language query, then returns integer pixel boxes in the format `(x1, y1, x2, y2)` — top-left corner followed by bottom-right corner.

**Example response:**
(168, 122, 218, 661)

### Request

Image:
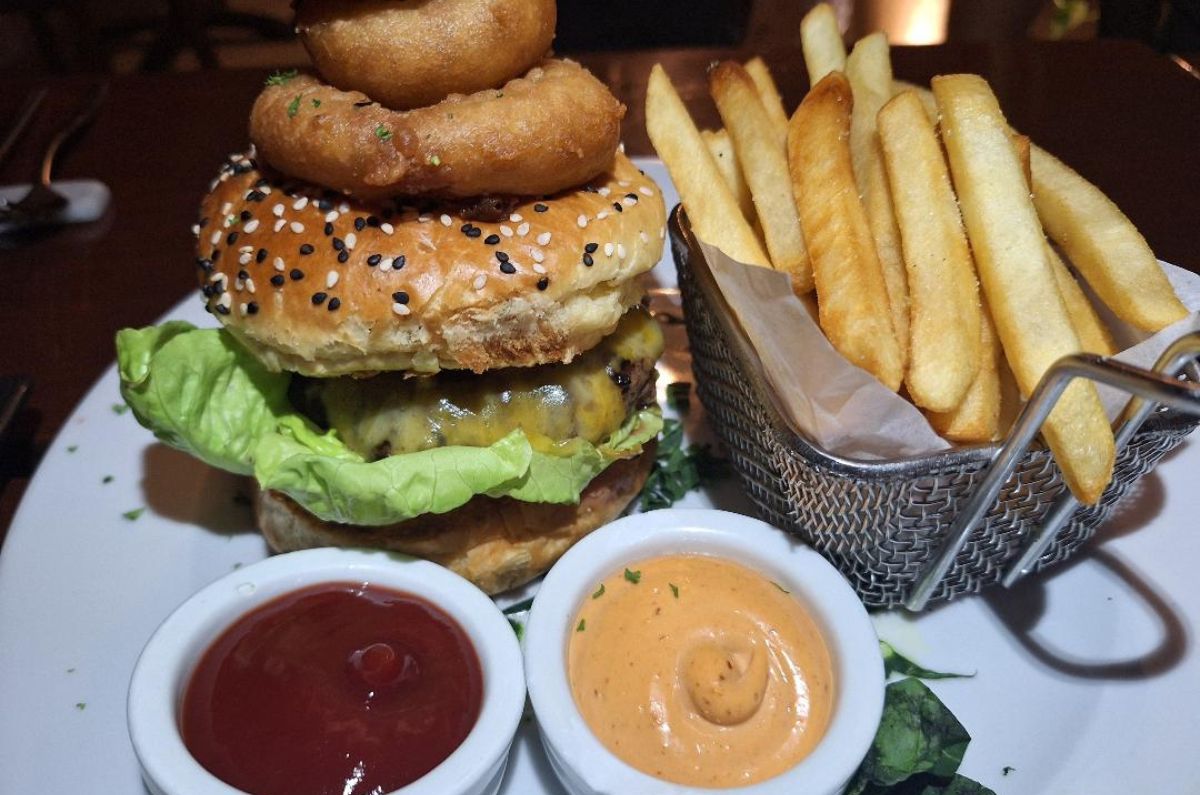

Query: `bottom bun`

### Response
(255, 444, 655, 595)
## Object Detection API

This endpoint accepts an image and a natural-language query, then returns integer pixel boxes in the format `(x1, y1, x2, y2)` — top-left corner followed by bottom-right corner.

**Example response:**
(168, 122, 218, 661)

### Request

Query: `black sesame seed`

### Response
(247, 301, 259, 315)
(254, 177, 269, 188)
(366, 215, 381, 228)
(316, 198, 333, 211)
(393, 254, 406, 269)
(327, 297, 341, 311)
(239, 210, 252, 222)
(353, 99, 373, 107)
(237, 269, 250, 280)
(290, 269, 304, 281)
(201, 284, 214, 298)
(465, 226, 482, 238)
(211, 248, 221, 261)
(499, 261, 516, 274)
(583, 253, 594, 267)
(484, 234, 500, 245)
(226, 231, 239, 245)
(246, 190, 266, 202)
(196, 258, 213, 272)
(256, 248, 268, 263)
(311, 292, 327, 305)
(613, 202, 623, 213)
(495, 251, 510, 263)
(323, 222, 334, 236)
(270, 274, 285, 287)
(584, 185, 599, 193)
(534, 203, 549, 213)
(300, 243, 314, 255)
(354, 217, 366, 232)
(216, 303, 231, 315)
(367, 253, 382, 267)
(337, 250, 350, 263)
(584, 242, 598, 253)
(625, 193, 639, 201)
(332, 237, 345, 251)
(537, 277, 549, 291)
(392, 290, 409, 304)
(460, 223, 473, 234)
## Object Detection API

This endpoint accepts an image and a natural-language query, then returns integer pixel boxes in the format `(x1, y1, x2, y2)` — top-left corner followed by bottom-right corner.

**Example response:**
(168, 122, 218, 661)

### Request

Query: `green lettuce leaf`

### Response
(115, 324, 661, 525)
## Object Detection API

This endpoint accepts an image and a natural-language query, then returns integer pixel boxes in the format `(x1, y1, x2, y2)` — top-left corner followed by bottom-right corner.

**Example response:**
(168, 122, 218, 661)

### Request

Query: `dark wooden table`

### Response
(1, 39, 1197, 543)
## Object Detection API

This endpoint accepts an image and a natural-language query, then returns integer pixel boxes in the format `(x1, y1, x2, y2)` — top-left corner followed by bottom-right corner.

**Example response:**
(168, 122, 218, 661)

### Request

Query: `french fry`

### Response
(711, 61, 813, 293)
(801, 3, 846, 86)
(934, 73, 1114, 504)
(846, 32, 909, 374)
(1046, 245, 1118, 357)
(788, 72, 903, 391)
(743, 56, 790, 148)
(701, 128, 757, 227)
(1012, 133, 1032, 186)
(1031, 146, 1188, 332)
(645, 64, 770, 268)
(927, 298, 1002, 442)
(892, 79, 938, 120)
(878, 90, 981, 411)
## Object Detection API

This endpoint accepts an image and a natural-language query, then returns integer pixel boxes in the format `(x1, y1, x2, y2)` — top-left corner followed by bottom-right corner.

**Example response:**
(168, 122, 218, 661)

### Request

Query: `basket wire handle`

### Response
(1001, 332, 1200, 588)
(905, 338, 1200, 612)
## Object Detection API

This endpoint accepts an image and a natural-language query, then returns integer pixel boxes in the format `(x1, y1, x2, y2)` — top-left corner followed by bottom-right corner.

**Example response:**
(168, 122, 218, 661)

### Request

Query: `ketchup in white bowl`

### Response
(180, 582, 482, 795)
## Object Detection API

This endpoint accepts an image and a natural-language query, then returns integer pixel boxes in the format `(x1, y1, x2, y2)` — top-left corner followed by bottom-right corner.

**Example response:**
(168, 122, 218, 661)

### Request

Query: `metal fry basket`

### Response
(670, 207, 1200, 610)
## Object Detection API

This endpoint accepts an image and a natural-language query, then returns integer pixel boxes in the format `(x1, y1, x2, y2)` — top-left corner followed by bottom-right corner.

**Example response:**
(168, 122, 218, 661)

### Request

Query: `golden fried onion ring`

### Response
(250, 60, 625, 200)
(296, 0, 557, 111)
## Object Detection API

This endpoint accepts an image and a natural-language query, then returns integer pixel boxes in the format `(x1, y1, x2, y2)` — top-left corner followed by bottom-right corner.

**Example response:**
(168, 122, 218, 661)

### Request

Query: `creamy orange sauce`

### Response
(567, 554, 834, 788)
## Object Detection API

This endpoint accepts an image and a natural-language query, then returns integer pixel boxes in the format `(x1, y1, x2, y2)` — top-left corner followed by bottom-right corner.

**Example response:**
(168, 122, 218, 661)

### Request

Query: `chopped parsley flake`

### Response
(576, 618, 586, 632)
(286, 95, 301, 118)
(427, 154, 442, 166)
(624, 568, 642, 585)
(265, 69, 298, 86)
(669, 583, 680, 598)
(592, 583, 606, 599)
(1003, 766, 1016, 776)
(508, 618, 525, 641)
(771, 581, 790, 594)
(122, 507, 145, 521)
(75, 702, 86, 711)
(311, 98, 321, 108)
(66, 668, 76, 674)
(101, 475, 113, 484)
(66, 445, 78, 453)
(375, 124, 393, 141)
(111, 402, 129, 415)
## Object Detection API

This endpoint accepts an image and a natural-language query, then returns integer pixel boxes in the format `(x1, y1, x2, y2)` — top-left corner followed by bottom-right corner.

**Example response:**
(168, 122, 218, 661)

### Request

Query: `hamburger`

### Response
(117, 150, 666, 594)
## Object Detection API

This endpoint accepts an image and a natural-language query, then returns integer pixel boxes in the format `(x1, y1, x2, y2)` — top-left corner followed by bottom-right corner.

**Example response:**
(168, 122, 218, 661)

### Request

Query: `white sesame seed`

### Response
(324, 210, 338, 223)
(217, 293, 232, 309)
(190, 224, 199, 237)
(418, 214, 432, 223)
(639, 231, 649, 243)
(618, 180, 631, 188)
(392, 303, 411, 316)
(220, 201, 232, 215)
(239, 245, 254, 254)
(209, 272, 227, 285)
(239, 303, 248, 316)
(243, 219, 260, 234)
(604, 243, 615, 257)
(239, 252, 252, 266)
(273, 203, 285, 217)
(326, 271, 339, 288)
(617, 244, 626, 259)
(509, 213, 523, 223)
(473, 274, 488, 290)
(290, 221, 305, 234)
(640, 186, 654, 197)
(380, 257, 393, 272)
(274, 257, 285, 271)
(245, 278, 256, 294)
(345, 232, 357, 249)
(537, 232, 552, 246)
(274, 219, 287, 232)
(381, 222, 394, 235)
(210, 230, 221, 246)
(440, 213, 453, 227)
(517, 222, 530, 237)
(598, 187, 611, 197)
(259, 186, 272, 196)
(533, 262, 547, 275)
(500, 225, 514, 237)
(577, 214, 588, 228)
(338, 202, 349, 213)
(292, 196, 309, 211)
(531, 249, 545, 263)
(623, 197, 637, 207)
(596, 211, 608, 220)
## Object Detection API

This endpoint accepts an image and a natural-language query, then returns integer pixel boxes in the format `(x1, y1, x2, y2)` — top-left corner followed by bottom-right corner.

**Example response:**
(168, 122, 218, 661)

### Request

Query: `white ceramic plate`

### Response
(1, 160, 1198, 795)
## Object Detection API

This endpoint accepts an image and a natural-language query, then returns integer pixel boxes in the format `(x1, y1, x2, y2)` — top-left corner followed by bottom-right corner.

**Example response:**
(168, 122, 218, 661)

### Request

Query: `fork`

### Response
(0, 82, 109, 226)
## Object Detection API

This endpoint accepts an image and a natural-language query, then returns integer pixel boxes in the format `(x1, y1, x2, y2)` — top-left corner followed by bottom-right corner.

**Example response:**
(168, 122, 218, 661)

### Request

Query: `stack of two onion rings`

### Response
(251, 0, 626, 200)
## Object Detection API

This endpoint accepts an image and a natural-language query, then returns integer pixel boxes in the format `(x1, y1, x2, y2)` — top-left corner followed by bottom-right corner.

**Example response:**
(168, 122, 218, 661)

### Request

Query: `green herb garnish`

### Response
(592, 583, 606, 599)
(66, 668, 76, 674)
(576, 618, 586, 632)
(881, 640, 973, 680)
(639, 419, 731, 511)
(265, 69, 298, 86)
(771, 581, 790, 594)
(427, 154, 442, 166)
(122, 507, 145, 521)
(624, 568, 641, 584)
(502, 597, 534, 615)
(508, 618, 525, 641)
(375, 124, 393, 141)
(666, 381, 691, 411)
(66, 445, 78, 453)
(1002, 767, 1015, 777)
(74, 702, 86, 711)
(669, 583, 679, 598)
(111, 403, 129, 415)
(286, 95, 301, 118)
(311, 98, 321, 108)
(101, 475, 113, 484)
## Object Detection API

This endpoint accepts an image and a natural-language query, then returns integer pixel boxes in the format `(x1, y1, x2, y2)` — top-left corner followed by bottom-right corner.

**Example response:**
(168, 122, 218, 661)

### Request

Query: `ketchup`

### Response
(180, 582, 482, 795)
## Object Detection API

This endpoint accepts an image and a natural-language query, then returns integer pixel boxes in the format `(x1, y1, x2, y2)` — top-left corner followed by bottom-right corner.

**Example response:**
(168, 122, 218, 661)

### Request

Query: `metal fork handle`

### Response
(35, 82, 109, 187)
(1001, 331, 1200, 587)
(905, 346, 1200, 612)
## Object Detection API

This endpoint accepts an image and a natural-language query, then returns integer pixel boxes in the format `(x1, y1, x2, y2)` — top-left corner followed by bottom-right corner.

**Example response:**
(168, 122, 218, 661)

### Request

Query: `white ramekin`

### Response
(524, 508, 883, 795)
(128, 547, 525, 795)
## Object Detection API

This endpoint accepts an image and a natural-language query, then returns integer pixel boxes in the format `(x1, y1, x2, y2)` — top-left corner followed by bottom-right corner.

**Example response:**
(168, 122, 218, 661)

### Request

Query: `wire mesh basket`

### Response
(670, 207, 1200, 609)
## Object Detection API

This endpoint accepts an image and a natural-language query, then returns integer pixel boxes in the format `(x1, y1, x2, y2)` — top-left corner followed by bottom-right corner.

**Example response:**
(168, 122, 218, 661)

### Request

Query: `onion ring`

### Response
(249, 60, 625, 200)
(295, 0, 556, 110)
